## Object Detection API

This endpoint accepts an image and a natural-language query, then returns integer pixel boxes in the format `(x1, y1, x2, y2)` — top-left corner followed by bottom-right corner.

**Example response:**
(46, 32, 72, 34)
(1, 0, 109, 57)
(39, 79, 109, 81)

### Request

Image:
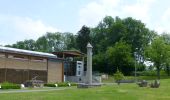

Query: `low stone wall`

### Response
(65, 76, 101, 83)
(117, 80, 135, 83)
(65, 76, 85, 83)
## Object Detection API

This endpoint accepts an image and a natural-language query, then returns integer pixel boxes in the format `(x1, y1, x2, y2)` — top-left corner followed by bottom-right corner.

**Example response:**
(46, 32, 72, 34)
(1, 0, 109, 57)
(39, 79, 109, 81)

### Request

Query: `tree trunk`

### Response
(166, 66, 170, 76)
(157, 67, 160, 79)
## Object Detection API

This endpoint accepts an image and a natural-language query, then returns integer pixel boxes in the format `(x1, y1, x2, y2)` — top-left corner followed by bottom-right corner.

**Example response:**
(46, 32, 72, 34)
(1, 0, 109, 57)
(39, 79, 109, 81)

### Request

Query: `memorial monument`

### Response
(77, 43, 101, 88)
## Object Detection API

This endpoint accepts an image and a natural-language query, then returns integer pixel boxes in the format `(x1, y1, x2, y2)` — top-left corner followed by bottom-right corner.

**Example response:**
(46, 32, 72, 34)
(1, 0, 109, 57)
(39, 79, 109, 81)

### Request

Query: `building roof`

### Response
(52, 50, 85, 58)
(0, 46, 57, 58)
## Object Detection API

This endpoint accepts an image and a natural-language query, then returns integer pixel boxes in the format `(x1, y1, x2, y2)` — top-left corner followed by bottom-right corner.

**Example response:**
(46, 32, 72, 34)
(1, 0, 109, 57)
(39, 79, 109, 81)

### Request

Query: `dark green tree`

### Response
(106, 41, 134, 75)
(76, 25, 91, 53)
(36, 36, 48, 52)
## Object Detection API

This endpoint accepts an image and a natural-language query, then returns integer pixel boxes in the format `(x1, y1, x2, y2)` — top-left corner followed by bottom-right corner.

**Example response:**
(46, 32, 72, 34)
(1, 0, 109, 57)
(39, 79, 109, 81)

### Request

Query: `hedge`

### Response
(44, 82, 77, 87)
(0, 82, 21, 89)
(44, 83, 56, 87)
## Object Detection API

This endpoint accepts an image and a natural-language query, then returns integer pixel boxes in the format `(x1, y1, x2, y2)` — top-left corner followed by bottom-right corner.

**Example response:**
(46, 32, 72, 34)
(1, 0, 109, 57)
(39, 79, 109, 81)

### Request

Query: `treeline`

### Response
(5, 16, 170, 78)
(6, 32, 77, 52)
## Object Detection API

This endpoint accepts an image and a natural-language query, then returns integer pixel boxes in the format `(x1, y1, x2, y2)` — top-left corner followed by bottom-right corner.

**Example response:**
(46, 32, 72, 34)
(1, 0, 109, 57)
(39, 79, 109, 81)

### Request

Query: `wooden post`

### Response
(62, 60, 64, 82)
(47, 59, 48, 83)
(28, 56, 30, 81)
(4, 53, 8, 82)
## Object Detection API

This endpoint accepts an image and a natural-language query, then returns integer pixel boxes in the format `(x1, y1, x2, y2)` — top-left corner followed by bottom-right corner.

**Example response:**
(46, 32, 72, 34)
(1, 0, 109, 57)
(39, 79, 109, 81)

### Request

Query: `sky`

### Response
(0, 0, 170, 45)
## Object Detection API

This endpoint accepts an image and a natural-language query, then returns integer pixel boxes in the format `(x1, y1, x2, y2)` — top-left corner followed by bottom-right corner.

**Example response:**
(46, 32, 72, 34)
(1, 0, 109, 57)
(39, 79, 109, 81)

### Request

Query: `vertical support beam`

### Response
(47, 59, 48, 83)
(82, 57, 85, 76)
(86, 43, 93, 84)
(62, 53, 65, 59)
(62, 60, 64, 82)
(4, 53, 7, 82)
(28, 56, 31, 81)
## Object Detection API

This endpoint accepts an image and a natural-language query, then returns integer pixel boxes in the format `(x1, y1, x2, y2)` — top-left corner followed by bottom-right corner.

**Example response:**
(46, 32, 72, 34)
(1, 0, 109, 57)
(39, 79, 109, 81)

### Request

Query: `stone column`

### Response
(86, 43, 93, 84)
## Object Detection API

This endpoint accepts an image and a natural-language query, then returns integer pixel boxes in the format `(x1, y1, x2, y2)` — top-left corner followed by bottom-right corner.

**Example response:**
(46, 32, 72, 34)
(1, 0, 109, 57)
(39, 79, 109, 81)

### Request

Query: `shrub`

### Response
(0, 82, 21, 89)
(44, 83, 56, 87)
(113, 70, 124, 85)
(44, 82, 77, 87)
(57, 82, 69, 87)
(70, 82, 77, 86)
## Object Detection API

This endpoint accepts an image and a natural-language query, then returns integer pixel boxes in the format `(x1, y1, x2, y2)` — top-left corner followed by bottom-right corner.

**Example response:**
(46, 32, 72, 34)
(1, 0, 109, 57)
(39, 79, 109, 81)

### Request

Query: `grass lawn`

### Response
(0, 79, 170, 100)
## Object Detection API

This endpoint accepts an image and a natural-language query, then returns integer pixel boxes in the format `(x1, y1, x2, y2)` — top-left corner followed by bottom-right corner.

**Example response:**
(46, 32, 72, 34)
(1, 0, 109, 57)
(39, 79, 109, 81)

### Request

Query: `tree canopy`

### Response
(4, 16, 170, 77)
(145, 37, 170, 79)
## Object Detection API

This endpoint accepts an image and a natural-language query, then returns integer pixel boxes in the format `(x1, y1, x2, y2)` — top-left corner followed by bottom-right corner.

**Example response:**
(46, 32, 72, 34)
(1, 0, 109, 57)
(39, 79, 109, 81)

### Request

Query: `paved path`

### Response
(0, 87, 73, 94)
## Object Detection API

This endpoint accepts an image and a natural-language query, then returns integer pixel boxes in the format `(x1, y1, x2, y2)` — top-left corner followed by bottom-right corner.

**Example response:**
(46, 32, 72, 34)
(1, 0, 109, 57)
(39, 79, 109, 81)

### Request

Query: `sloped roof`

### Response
(53, 50, 85, 58)
(0, 46, 57, 58)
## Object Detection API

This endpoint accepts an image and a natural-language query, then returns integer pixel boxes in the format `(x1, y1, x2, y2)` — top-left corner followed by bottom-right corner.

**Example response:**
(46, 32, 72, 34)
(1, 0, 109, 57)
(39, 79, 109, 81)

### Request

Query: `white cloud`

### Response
(0, 15, 60, 45)
(13, 17, 59, 39)
(79, 0, 121, 27)
(122, 0, 155, 24)
(79, 0, 156, 29)
(155, 8, 170, 34)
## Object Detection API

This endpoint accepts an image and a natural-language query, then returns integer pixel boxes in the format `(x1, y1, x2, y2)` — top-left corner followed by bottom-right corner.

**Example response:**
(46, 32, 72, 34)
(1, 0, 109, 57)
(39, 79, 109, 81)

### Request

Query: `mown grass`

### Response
(102, 75, 170, 83)
(0, 79, 170, 100)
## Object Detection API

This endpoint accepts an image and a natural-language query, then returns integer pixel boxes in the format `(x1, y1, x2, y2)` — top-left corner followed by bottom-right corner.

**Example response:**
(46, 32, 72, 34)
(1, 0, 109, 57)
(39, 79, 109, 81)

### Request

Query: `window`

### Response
(78, 62, 82, 65)
(78, 66, 81, 68)
(13, 56, 25, 59)
(31, 57, 47, 62)
(78, 71, 81, 75)
(9, 55, 28, 60)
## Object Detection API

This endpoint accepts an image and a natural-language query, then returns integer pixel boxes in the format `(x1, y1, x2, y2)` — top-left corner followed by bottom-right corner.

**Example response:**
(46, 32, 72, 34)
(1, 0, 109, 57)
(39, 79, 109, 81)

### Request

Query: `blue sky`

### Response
(0, 0, 170, 45)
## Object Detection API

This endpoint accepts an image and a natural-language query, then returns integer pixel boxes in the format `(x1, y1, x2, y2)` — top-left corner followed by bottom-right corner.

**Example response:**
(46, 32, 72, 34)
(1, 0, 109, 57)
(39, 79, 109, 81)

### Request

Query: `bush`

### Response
(70, 82, 77, 86)
(113, 70, 124, 85)
(57, 82, 69, 87)
(44, 82, 77, 87)
(0, 82, 21, 89)
(44, 83, 56, 87)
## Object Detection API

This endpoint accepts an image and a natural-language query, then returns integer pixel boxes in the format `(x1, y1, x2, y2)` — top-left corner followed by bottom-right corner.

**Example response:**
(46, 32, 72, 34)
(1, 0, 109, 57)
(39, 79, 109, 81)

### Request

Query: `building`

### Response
(52, 50, 86, 83)
(0, 46, 64, 84)
(53, 50, 101, 83)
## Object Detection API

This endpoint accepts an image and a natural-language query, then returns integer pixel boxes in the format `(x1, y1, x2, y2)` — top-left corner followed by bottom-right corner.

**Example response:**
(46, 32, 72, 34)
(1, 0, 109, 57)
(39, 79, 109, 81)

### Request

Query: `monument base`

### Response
(77, 83, 102, 88)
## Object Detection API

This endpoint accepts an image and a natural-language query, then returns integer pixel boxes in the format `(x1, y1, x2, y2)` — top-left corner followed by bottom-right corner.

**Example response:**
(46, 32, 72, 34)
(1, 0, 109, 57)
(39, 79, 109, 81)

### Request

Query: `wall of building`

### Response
(47, 59, 63, 83)
(0, 52, 63, 84)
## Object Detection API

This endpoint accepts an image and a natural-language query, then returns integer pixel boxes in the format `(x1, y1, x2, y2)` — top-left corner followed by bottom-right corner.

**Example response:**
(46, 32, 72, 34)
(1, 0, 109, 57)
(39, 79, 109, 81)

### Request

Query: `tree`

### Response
(24, 39, 36, 51)
(161, 33, 170, 76)
(93, 53, 108, 73)
(36, 36, 48, 52)
(106, 41, 134, 75)
(91, 16, 123, 54)
(45, 32, 64, 52)
(76, 25, 91, 53)
(113, 69, 124, 85)
(62, 32, 77, 50)
(145, 37, 169, 79)
(122, 17, 156, 64)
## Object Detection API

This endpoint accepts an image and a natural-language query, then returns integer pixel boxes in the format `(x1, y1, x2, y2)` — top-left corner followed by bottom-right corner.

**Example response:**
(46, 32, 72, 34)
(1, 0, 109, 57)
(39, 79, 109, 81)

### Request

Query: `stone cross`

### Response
(86, 43, 93, 84)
